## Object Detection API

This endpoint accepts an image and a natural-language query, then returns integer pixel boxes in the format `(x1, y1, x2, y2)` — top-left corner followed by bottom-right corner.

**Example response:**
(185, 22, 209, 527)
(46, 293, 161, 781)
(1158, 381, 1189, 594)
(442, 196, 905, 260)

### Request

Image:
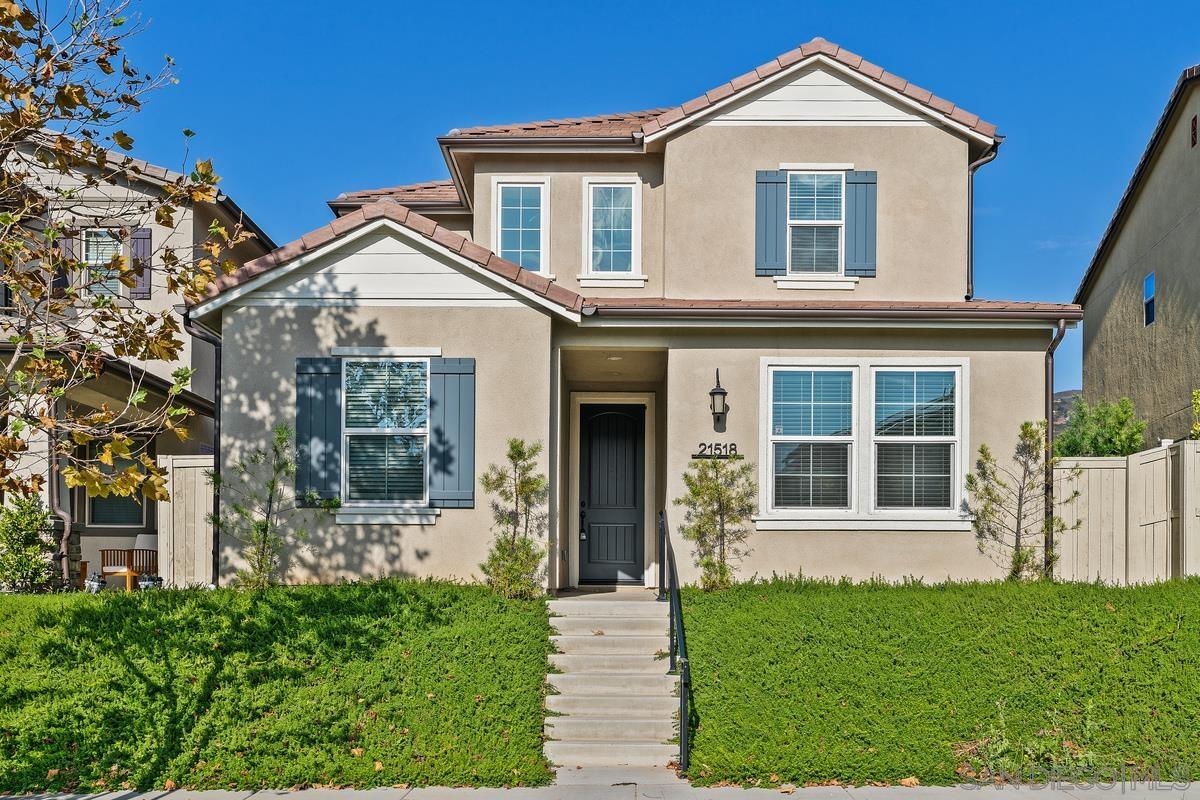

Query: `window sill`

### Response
(773, 275, 859, 291)
(336, 508, 440, 526)
(753, 514, 971, 532)
(577, 274, 648, 288)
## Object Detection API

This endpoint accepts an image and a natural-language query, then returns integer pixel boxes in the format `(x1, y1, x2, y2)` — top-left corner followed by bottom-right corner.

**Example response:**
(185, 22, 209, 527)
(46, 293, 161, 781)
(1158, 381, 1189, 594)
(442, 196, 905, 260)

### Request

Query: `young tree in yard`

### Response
(1054, 398, 1148, 457)
(674, 457, 757, 591)
(208, 425, 338, 589)
(479, 438, 548, 599)
(0, 1, 255, 582)
(967, 420, 1080, 580)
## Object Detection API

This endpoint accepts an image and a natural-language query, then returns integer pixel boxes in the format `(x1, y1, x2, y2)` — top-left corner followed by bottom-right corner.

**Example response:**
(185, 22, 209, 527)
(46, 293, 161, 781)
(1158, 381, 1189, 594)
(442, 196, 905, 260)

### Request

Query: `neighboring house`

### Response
(189, 37, 1081, 587)
(3, 145, 274, 582)
(1075, 65, 1200, 444)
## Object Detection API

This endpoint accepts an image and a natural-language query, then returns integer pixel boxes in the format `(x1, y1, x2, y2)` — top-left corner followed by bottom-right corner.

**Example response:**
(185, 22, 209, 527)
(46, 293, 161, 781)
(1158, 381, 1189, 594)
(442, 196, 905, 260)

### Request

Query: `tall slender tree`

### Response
(0, 2, 254, 581)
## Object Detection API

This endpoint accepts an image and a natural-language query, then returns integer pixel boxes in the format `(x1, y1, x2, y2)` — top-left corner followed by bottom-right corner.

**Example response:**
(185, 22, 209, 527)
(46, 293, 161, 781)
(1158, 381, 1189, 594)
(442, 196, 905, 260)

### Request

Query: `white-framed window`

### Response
(787, 171, 844, 275)
(872, 369, 959, 511)
(86, 441, 148, 528)
(580, 176, 643, 283)
(758, 357, 968, 528)
(492, 177, 549, 273)
(1143, 272, 1156, 326)
(342, 359, 429, 506)
(83, 228, 123, 296)
(768, 367, 855, 509)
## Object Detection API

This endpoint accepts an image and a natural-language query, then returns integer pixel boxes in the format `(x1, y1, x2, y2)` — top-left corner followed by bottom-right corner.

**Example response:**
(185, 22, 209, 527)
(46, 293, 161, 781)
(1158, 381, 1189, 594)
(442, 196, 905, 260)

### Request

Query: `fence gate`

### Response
(156, 454, 215, 587)
(1056, 441, 1200, 585)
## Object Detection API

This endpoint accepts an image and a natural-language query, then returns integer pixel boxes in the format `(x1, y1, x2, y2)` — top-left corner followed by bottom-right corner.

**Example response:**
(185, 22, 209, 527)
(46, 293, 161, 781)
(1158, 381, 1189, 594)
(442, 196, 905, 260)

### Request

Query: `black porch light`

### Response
(709, 369, 728, 420)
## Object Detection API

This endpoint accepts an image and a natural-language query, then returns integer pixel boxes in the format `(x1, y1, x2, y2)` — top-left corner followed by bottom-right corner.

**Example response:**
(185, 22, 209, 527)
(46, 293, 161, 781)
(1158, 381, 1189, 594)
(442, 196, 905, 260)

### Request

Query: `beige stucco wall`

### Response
(661, 124, 970, 301)
(471, 154, 665, 298)
(552, 325, 1049, 584)
(219, 304, 553, 583)
(1082, 84, 1200, 443)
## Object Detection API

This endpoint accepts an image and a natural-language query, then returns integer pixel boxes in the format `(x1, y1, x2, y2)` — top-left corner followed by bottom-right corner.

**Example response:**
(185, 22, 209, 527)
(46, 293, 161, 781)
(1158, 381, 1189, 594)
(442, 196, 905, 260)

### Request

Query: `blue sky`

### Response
(118, 1, 1200, 390)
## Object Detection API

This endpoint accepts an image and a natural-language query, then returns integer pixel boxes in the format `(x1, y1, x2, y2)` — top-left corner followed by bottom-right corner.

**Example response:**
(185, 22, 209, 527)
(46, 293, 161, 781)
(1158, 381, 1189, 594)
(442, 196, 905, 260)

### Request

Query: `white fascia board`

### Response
(643, 54, 995, 147)
(577, 316, 1074, 330)
(188, 218, 580, 322)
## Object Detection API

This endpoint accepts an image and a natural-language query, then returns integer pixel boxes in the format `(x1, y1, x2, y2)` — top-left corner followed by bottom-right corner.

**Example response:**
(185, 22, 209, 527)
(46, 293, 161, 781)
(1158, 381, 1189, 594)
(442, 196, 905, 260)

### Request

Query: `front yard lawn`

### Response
(0, 579, 553, 792)
(682, 577, 1200, 786)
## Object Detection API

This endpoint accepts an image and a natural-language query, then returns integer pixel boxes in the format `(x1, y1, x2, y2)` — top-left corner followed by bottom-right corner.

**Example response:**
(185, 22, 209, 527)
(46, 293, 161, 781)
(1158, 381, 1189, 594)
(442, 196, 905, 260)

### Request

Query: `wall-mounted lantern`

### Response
(709, 369, 728, 422)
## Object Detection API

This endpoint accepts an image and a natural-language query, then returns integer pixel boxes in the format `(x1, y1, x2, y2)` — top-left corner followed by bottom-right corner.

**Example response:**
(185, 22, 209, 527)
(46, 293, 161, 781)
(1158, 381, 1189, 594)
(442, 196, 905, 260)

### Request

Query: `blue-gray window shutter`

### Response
(755, 170, 787, 276)
(53, 235, 74, 294)
(296, 357, 341, 504)
(845, 171, 877, 277)
(429, 357, 475, 509)
(130, 227, 152, 299)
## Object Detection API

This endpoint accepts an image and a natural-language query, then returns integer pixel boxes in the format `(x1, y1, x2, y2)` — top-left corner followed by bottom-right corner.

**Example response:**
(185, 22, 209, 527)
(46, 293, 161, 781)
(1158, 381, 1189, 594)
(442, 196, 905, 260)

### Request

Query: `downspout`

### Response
(182, 311, 222, 586)
(966, 141, 1001, 300)
(48, 430, 72, 586)
(1043, 318, 1068, 576)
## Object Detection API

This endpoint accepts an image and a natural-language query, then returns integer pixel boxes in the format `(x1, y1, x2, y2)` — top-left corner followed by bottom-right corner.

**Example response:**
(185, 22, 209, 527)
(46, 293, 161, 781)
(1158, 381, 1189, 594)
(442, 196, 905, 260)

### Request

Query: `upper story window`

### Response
(582, 177, 642, 280)
(494, 179, 548, 272)
(83, 229, 123, 296)
(787, 172, 843, 274)
(343, 360, 429, 506)
(1144, 272, 1156, 326)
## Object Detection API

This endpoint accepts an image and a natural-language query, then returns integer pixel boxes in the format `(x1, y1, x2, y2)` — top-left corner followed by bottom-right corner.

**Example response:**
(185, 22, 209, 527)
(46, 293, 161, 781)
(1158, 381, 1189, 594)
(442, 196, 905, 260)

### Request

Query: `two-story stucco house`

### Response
(4, 145, 274, 583)
(1075, 65, 1200, 445)
(189, 38, 1082, 588)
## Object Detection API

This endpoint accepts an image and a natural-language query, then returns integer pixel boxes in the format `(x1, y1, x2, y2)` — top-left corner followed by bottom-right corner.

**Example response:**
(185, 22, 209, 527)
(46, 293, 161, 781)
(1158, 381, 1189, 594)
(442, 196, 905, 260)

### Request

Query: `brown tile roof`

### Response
(194, 202, 585, 314)
(446, 109, 671, 139)
(1075, 64, 1200, 304)
(442, 37, 999, 143)
(583, 297, 1081, 320)
(331, 179, 461, 208)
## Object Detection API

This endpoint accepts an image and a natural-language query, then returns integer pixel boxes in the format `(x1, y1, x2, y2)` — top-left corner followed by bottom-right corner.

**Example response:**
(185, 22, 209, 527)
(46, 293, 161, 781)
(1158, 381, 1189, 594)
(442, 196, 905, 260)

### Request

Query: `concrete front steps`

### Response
(545, 591, 678, 772)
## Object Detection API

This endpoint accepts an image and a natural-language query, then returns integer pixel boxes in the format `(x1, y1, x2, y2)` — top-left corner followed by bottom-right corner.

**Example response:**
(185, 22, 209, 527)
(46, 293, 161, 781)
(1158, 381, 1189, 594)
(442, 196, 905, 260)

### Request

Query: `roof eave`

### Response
(1074, 65, 1200, 305)
(582, 305, 1082, 322)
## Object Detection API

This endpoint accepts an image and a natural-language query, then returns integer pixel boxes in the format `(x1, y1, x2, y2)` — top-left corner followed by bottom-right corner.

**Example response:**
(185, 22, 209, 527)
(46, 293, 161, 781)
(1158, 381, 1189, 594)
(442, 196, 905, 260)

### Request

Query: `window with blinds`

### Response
(769, 369, 854, 509)
(84, 229, 123, 296)
(87, 442, 146, 527)
(343, 360, 429, 504)
(873, 370, 957, 509)
(787, 172, 843, 274)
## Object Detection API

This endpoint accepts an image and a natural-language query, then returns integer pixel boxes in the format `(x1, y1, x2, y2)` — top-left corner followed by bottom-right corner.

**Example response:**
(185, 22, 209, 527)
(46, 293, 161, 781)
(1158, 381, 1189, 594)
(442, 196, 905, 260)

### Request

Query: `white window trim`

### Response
(756, 356, 971, 530)
(786, 170, 845, 276)
(766, 365, 858, 514)
(491, 176, 552, 278)
(869, 365, 963, 514)
(82, 228, 126, 298)
(85, 441, 149, 529)
(578, 176, 646, 286)
(341, 357, 431, 509)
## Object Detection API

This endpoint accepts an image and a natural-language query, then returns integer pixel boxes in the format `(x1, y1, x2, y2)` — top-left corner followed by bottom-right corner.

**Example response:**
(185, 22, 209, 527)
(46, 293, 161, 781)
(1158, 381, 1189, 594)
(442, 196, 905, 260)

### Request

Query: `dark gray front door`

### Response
(579, 404, 645, 584)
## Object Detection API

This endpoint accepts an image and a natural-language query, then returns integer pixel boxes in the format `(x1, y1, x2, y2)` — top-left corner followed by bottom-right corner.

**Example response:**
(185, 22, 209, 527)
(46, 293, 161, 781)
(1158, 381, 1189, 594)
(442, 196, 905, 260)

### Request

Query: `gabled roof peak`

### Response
(439, 37, 999, 144)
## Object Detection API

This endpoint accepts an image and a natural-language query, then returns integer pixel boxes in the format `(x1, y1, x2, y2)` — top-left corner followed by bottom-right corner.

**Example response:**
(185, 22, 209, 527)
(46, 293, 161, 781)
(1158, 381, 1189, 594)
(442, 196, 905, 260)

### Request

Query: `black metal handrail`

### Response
(658, 510, 691, 771)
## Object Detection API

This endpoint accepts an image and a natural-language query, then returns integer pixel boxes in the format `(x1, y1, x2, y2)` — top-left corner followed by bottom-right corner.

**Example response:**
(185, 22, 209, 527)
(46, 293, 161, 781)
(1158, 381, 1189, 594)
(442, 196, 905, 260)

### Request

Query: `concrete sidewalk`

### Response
(5, 781, 1198, 800)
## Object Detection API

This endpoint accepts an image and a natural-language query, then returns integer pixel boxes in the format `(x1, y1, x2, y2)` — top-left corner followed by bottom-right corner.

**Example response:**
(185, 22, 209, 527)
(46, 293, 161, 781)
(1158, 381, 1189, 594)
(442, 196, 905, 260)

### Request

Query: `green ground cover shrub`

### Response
(682, 577, 1200, 787)
(0, 579, 552, 792)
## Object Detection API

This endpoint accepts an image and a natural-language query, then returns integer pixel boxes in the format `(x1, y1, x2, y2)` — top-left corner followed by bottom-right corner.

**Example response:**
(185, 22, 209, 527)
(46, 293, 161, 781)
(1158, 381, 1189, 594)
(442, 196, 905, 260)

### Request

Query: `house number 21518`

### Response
(694, 442, 739, 459)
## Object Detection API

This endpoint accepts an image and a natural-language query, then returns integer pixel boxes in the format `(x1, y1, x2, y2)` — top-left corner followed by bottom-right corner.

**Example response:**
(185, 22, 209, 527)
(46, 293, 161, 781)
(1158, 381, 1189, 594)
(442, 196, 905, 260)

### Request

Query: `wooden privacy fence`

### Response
(156, 454, 215, 587)
(1055, 440, 1200, 584)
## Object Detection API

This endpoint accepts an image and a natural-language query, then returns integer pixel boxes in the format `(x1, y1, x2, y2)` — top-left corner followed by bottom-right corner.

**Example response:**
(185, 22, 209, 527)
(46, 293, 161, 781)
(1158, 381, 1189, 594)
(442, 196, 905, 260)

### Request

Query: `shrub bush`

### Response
(1054, 398, 1148, 457)
(0, 497, 54, 592)
(479, 438, 547, 599)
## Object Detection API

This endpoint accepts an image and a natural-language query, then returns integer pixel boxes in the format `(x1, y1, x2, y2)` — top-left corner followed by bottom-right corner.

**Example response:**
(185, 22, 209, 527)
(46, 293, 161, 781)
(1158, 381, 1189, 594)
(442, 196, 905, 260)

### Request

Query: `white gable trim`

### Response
(189, 218, 580, 322)
(643, 54, 994, 146)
